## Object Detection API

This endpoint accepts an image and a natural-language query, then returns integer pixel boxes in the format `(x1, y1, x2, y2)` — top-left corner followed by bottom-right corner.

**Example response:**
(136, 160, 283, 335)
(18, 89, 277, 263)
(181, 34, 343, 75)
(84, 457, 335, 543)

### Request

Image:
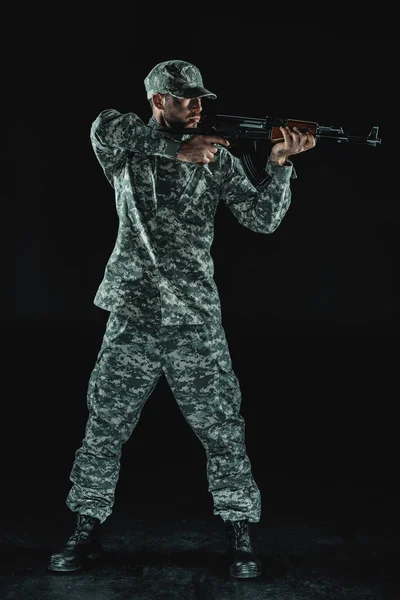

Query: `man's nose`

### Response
(190, 97, 202, 110)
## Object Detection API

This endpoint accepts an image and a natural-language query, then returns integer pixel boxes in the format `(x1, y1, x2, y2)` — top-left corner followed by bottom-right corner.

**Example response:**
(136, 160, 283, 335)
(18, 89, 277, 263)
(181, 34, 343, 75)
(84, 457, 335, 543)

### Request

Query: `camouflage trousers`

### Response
(66, 312, 261, 524)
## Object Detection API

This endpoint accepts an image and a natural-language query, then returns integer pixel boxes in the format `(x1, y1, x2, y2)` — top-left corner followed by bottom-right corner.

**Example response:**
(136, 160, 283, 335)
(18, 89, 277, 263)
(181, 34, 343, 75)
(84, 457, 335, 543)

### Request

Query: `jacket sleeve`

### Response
(219, 150, 297, 234)
(90, 109, 181, 184)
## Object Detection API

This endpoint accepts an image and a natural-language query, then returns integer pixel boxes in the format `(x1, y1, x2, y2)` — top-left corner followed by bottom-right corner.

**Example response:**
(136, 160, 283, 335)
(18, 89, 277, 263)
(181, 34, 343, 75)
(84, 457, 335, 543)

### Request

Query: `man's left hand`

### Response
(269, 126, 316, 165)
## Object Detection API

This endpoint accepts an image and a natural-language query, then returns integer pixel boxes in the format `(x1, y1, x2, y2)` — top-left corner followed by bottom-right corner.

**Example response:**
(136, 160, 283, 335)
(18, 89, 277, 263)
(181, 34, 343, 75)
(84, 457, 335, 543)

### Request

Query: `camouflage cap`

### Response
(144, 60, 217, 100)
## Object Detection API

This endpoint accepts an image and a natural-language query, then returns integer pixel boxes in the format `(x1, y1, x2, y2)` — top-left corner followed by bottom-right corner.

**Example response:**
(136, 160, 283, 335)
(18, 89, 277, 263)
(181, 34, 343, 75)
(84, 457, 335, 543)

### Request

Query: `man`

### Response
(48, 59, 316, 579)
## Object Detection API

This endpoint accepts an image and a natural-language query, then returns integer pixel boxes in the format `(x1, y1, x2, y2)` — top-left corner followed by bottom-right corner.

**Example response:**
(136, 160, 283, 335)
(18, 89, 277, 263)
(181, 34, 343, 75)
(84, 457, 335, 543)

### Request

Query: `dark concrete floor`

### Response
(0, 475, 394, 599)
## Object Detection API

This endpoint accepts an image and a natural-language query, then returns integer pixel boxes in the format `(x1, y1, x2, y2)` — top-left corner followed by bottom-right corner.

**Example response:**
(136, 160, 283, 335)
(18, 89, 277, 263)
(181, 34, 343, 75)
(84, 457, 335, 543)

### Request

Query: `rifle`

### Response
(172, 114, 382, 188)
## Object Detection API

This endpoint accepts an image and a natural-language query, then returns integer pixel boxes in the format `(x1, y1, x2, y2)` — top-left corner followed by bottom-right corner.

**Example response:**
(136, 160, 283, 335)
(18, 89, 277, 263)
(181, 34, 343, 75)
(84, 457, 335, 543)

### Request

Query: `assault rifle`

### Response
(172, 113, 382, 187)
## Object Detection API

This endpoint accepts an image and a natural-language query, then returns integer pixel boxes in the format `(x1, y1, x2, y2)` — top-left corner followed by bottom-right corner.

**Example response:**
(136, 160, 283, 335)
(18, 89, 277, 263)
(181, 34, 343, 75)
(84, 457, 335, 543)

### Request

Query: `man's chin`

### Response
(165, 118, 199, 131)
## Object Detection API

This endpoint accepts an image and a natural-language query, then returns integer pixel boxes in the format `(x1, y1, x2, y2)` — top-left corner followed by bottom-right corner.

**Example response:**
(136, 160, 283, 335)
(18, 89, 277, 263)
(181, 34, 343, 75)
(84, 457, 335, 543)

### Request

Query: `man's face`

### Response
(162, 94, 202, 129)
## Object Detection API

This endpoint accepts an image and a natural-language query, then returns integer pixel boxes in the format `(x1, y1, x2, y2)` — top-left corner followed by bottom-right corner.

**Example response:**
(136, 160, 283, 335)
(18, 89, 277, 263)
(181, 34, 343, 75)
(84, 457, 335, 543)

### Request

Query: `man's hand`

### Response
(177, 135, 230, 165)
(269, 126, 316, 165)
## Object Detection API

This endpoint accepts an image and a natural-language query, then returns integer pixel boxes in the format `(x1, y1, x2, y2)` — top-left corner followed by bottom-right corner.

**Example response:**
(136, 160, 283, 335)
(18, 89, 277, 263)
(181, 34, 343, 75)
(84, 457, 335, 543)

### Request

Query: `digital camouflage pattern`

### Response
(66, 313, 262, 523)
(89, 109, 296, 326)
(144, 59, 217, 99)
(66, 105, 297, 524)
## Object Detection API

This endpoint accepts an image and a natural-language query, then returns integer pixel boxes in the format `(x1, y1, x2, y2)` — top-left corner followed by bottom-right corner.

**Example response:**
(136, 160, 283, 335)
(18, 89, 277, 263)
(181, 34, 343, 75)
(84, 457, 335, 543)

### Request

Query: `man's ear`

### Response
(152, 93, 165, 110)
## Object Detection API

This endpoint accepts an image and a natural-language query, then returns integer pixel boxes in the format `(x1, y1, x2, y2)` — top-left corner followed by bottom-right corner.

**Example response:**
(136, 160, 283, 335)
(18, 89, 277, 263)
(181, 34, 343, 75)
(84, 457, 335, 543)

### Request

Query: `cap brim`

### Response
(169, 84, 217, 100)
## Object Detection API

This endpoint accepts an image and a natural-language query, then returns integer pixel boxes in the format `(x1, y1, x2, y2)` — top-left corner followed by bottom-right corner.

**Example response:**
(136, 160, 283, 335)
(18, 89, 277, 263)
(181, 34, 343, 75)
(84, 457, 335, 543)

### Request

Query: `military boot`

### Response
(48, 513, 103, 572)
(225, 519, 262, 578)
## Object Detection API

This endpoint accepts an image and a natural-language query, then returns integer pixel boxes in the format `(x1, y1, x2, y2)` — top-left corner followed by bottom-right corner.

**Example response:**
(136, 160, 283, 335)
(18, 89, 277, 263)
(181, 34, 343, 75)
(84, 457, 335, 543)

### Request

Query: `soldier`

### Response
(48, 59, 316, 579)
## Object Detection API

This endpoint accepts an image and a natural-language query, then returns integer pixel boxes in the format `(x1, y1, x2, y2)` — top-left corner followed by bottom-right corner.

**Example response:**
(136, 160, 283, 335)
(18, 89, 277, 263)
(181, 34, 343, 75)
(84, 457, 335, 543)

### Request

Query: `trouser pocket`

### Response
(193, 322, 233, 374)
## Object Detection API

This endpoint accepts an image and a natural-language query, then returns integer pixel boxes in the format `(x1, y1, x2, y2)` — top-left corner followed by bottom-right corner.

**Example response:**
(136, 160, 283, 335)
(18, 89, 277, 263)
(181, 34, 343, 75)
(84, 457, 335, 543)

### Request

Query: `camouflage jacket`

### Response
(90, 109, 297, 325)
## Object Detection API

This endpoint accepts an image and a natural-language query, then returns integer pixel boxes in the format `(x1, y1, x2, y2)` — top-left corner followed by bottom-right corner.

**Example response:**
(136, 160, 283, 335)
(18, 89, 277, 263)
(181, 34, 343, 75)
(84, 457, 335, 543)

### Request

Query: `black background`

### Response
(2, 25, 396, 509)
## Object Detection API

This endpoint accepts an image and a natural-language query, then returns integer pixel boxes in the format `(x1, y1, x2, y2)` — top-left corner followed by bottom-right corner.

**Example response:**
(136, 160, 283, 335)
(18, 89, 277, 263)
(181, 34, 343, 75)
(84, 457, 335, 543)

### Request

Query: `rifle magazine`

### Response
(240, 153, 271, 190)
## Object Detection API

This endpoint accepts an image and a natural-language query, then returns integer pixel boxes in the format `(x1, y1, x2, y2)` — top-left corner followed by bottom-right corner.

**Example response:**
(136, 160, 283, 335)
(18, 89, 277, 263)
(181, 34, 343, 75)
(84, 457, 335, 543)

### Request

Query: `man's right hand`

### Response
(177, 135, 230, 164)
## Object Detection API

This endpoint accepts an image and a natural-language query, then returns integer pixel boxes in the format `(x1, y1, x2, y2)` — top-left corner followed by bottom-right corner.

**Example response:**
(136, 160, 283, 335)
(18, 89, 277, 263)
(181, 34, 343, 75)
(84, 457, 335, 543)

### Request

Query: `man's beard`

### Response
(164, 110, 200, 131)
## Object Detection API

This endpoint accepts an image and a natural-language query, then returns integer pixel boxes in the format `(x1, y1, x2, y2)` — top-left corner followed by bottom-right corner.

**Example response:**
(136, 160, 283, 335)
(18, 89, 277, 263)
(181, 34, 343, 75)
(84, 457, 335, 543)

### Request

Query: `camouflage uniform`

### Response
(66, 60, 296, 525)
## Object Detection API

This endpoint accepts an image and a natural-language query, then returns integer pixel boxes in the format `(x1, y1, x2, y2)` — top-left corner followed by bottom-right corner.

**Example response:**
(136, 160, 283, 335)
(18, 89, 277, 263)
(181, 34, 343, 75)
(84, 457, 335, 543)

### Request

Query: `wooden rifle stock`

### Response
(270, 119, 318, 142)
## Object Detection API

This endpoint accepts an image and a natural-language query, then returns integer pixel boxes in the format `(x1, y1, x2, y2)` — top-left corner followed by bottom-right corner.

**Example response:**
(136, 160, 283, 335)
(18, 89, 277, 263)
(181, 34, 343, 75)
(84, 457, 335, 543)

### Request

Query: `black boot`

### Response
(225, 519, 262, 578)
(48, 513, 103, 572)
